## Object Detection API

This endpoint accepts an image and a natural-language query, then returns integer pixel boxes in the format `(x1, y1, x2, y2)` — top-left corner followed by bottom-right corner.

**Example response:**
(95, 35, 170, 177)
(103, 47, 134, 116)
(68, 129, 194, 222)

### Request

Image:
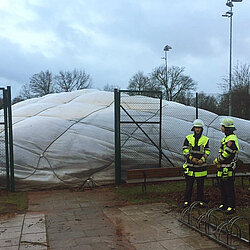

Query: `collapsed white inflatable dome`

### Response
(1, 89, 249, 189)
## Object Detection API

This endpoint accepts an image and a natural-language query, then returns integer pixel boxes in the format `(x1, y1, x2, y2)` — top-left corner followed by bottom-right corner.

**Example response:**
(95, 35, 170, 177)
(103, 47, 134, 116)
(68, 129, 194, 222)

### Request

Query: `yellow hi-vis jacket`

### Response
(183, 134, 210, 177)
(216, 134, 239, 178)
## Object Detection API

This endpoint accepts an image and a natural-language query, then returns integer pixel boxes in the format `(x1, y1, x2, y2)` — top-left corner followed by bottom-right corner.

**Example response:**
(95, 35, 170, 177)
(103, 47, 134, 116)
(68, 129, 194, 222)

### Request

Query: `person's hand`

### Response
(216, 163, 221, 169)
(213, 158, 220, 168)
(192, 157, 199, 164)
(197, 159, 203, 165)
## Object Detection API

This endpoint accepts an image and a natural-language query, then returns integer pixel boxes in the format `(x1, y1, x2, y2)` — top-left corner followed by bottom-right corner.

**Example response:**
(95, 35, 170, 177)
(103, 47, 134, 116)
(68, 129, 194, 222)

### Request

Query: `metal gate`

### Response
(114, 89, 174, 185)
(0, 86, 14, 191)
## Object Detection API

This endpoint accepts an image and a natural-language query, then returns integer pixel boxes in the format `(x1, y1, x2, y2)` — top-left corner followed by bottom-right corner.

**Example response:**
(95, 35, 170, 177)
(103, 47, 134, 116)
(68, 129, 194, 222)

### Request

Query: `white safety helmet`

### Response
(191, 119, 204, 131)
(220, 118, 236, 129)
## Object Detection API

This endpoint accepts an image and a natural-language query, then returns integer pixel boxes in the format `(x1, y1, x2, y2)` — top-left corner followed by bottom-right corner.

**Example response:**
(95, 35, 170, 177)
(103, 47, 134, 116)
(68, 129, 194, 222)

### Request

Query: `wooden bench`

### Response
(127, 167, 185, 192)
(126, 163, 250, 192)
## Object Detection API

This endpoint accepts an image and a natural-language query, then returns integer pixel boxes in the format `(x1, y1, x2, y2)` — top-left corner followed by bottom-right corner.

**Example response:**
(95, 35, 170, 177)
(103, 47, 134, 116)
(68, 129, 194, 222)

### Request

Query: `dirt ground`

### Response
(154, 184, 250, 209)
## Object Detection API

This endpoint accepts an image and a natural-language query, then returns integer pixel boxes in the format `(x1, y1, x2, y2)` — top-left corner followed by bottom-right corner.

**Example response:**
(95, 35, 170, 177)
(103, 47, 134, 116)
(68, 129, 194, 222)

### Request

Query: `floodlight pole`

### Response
(228, 4, 233, 116)
(162, 45, 172, 100)
(223, 0, 242, 116)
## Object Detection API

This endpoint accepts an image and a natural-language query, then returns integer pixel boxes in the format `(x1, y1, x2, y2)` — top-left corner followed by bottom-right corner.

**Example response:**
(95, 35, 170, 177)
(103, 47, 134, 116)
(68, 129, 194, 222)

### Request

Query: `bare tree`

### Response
(19, 83, 36, 99)
(231, 63, 250, 119)
(174, 91, 195, 106)
(30, 70, 54, 96)
(128, 71, 152, 91)
(55, 69, 92, 92)
(220, 63, 250, 91)
(150, 66, 197, 101)
(232, 63, 250, 89)
(197, 92, 220, 114)
(19, 70, 54, 99)
(219, 62, 250, 119)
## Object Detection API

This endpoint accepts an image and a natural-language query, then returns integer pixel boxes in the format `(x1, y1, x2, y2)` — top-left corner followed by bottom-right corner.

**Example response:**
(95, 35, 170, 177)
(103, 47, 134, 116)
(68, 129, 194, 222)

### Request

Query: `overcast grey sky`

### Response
(0, 0, 249, 97)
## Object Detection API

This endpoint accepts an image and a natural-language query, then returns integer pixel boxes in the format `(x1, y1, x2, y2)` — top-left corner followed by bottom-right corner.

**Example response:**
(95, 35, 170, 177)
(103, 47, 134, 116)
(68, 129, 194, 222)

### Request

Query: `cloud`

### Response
(0, 0, 249, 97)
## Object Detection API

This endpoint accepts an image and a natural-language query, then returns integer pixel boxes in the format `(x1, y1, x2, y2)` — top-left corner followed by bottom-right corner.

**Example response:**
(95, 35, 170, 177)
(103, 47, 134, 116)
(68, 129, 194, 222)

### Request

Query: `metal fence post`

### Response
(3, 89, 10, 191)
(114, 89, 121, 185)
(159, 92, 162, 167)
(196, 92, 199, 119)
(7, 86, 15, 192)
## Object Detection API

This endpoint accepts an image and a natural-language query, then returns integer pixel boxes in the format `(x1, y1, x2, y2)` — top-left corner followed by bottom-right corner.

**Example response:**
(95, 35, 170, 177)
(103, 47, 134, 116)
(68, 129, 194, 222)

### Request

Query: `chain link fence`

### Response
(115, 90, 249, 184)
(161, 91, 250, 167)
(119, 91, 163, 175)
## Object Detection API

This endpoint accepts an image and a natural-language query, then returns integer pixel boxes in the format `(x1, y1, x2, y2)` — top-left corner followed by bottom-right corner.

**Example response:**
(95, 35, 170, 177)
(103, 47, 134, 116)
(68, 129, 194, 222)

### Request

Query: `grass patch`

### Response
(115, 180, 186, 205)
(0, 191, 28, 215)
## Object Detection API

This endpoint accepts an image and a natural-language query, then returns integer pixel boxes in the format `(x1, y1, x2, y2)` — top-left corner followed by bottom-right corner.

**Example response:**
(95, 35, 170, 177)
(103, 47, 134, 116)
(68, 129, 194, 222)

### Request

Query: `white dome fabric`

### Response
(1, 89, 249, 189)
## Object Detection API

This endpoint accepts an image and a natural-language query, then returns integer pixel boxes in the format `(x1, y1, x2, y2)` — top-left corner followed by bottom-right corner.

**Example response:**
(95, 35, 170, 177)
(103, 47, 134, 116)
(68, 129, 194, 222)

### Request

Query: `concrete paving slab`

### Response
(49, 238, 78, 249)
(0, 214, 24, 228)
(22, 216, 46, 234)
(20, 232, 47, 246)
(182, 235, 223, 249)
(104, 203, 230, 250)
(1, 246, 19, 250)
(134, 241, 167, 250)
(24, 213, 45, 219)
(0, 230, 20, 240)
(1, 188, 245, 250)
(0, 237, 20, 247)
(0, 212, 47, 249)
(0, 226, 21, 233)
(27, 189, 136, 249)
(19, 243, 47, 250)
(160, 238, 196, 250)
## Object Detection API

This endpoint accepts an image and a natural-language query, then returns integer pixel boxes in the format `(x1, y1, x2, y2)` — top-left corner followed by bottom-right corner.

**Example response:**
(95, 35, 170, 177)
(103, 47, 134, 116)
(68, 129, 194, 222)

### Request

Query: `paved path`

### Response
(0, 188, 249, 249)
(28, 188, 133, 250)
(0, 213, 47, 249)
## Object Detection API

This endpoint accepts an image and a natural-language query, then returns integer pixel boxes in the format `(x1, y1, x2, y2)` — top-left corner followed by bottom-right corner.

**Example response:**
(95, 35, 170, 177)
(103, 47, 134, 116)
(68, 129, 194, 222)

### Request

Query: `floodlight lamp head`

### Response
(164, 45, 172, 51)
(226, 1, 234, 7)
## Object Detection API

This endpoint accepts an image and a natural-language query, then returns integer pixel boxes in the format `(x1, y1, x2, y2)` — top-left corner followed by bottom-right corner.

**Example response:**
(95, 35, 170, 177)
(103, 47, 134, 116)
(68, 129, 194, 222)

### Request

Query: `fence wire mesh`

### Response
(117, 90, 249, 178)
(163, 91, 249, 165)
(120, 91, 162, 174)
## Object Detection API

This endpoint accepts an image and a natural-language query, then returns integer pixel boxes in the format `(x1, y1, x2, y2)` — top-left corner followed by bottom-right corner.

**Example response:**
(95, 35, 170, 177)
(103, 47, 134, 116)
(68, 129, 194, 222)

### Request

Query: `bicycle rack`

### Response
(179, 202, 250, 249)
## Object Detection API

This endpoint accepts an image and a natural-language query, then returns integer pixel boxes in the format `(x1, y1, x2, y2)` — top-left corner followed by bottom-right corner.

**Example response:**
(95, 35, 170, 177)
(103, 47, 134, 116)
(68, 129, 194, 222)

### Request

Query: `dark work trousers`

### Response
(219, 178, 235, 208)
(184, 176, 205, 203)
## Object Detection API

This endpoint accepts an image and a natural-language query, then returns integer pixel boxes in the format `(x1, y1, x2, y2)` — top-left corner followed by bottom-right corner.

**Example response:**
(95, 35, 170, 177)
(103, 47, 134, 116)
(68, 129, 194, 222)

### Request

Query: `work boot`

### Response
(218, 204, 226, 211)
(225, 207, 236, 215)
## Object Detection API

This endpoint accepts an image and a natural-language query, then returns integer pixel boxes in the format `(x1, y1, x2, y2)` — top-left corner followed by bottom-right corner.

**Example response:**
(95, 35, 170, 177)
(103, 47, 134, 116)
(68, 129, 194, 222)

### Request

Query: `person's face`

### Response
(221, 125, 225, 133)
(194, 127, 202, 134)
